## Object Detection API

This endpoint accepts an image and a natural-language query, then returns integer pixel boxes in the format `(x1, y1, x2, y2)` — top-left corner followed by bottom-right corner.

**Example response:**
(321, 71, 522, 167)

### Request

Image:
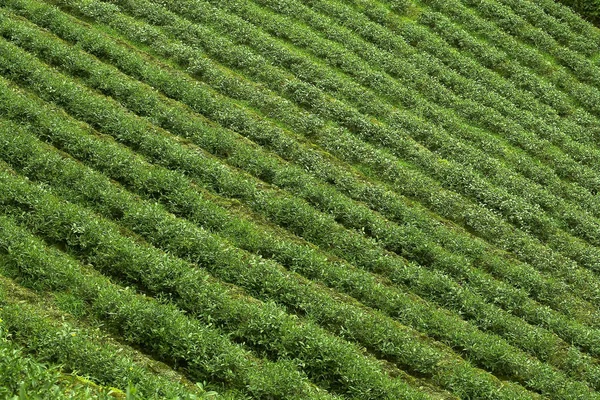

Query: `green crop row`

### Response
(292, 0, 600, 215)
(62, 0, 600, 276)
(269, 0, 600, 192)
(528, 0, 600, 45)
(5, 24, 600, 362)
(368, 0, 600, 141)
(0, 103, 596, 399)
(9, 0, 600, 303)
(2, 0, 593, 391)
(35, 0, 600, 240)
(10, 1, 600, 342)
(0, 210, 340, 400)
(203, 0, 600, 251)
(20, 0, 600, 315)
(162, 0, 600, 194)
(494, 0, 599, 57)
(0, 276, 212, 400)
(397, 1, 590, 122)
(0, 0, 597, 396)
(409, 7, 580, 119)
(5, 92, 600, 393)
(420, 0, 571, 82)
(230, 0, 600, 191)
(2, 79, 600, 394)
(0, 167, 455, 400)
(337, 0, 585, 125)
(419, 0, 600, 117)
(0, 315, 115, 399)
(248, 0, 600, 184)
(554, 0, 600, 27)
(115, 0, 600, 216)
(0, 116, 590, 398)
(0, 158, 544, 400)
(11, 1, 600, 316)
(458, 0, 600, 89)
(323, 0, 595, 156)
(1, 21, 599, 363)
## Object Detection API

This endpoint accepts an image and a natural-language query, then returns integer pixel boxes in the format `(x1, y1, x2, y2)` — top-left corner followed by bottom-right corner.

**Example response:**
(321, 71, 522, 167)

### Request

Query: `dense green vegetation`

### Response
(555, 0, 600, 26)
(1, 0, 600, 398)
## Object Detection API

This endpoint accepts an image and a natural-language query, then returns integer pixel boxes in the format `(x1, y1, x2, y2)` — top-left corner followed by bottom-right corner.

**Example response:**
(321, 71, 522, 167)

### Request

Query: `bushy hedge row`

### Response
(411, 7, 580, 118)
(306, 0, 600, 172)
(494, 0, 600, 56)
(7, 21, 600, 354)
(1, 19, 600, 368)
(174, 0, 600, 194)
(0, 211, 337, 400)
(0, 276, 209, 399)
(528, 0, 600, 45)
(195, 0, 600, 259)
(13, 0, 600, 321)
(52, 0, 600, 279)
(340, 0, 585, 122)
(419, 0, 600, 118)
(459, 0, 600, 88)
(271, 0, 600, 197)
(0, 0, 598, 396)
(0, 158, 544, 399)
(4, 106, 600, 395)
(246, 0, 600, 178)
(114, 0, 600, 224)
(213, 0, 600, 208)
(0, 314, 114, 399)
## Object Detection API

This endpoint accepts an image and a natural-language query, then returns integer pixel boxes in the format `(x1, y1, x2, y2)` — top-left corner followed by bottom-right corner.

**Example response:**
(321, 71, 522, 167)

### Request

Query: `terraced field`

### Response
(555, 1, 600, 26)
(2, 0, 600, 398)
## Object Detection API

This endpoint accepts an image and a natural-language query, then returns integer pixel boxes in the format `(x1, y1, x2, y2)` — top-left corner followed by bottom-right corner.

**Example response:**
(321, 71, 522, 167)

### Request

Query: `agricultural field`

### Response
(555, 0, 600, 26)
(1, 0, 600, 398)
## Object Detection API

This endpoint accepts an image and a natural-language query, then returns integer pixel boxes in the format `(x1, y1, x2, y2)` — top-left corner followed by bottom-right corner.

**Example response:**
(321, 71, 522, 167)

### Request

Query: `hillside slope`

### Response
(1, 0, 600, 398)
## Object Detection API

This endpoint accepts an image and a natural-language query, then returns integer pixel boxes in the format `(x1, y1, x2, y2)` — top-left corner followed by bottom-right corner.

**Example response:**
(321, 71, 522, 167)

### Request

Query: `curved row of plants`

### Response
(108, 0, 600, 234)
(17, 0, 600, 322)
(1, 0, 598, 396)
(2, 19, 600, 368)
(342, 0, 600, 158)
(4, 102, 600, 393)
(13, 0, 600, 317)
(243, 0, 600, 183)
(0, 30, 599, 397)
(418, 0, 600, 118)
(457, 0, 600, 89)
(0, 155, 543, 399)
(0, 209, 340, 400)
(252, 0, 600, 225)
(527, 0, 600, 49)
(493, 0, 600, 57)
(340, 0, 589, 126)
(3, 21, 600, 364)
(0, 276, 210, 399)
(255, 0, 600, 204)
(47, 0, 600, 278)
(191, 0, 600, 250)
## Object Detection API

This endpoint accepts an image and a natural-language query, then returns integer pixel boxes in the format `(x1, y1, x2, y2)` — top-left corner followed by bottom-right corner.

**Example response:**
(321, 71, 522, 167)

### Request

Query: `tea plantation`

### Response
(1, 0, 600, 398)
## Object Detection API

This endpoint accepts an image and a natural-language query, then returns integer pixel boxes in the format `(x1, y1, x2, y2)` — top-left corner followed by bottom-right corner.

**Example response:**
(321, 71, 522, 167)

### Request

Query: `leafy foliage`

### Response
(0, 0, 600, 397)
(556, 0, 600, 26)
